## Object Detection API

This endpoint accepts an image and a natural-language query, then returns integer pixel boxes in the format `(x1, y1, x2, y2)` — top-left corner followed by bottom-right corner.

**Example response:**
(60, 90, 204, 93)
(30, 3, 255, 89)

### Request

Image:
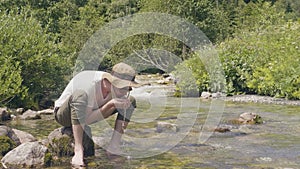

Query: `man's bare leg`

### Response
(107, 120, 129, 155)
(71, 124, 85, 166)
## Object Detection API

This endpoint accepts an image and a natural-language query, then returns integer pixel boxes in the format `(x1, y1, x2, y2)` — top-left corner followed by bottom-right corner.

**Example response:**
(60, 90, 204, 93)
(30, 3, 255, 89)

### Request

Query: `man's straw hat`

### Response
(103, 62, 148, 88)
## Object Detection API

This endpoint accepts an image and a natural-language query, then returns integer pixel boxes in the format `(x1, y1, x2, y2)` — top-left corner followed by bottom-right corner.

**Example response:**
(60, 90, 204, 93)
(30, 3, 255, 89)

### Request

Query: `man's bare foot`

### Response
(71, 153, 85, 168)
(106, 145, 123, 156)
(106, 149, 126, 162)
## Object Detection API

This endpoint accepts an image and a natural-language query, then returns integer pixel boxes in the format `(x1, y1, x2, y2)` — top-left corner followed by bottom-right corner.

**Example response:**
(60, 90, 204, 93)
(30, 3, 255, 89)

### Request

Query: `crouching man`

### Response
(54, 63, 144, 168)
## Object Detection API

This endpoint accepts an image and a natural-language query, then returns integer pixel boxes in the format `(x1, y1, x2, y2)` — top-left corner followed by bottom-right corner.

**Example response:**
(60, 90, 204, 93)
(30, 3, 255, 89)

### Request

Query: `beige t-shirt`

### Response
(54, 71, 111, 110)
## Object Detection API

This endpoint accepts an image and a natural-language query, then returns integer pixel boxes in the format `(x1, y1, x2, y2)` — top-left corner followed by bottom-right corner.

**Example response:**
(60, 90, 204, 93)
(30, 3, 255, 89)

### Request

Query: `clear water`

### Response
(5, 85, 300, 168)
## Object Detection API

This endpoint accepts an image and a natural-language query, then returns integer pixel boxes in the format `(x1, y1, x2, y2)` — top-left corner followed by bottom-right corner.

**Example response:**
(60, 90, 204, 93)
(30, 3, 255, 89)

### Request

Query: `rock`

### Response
(0, 108, 11, 121)
(156, 122, 179, 133)
(256, 157, 272, 162)
(37, 109, 54, 115)
(228, 112, 263, 125)
(12, 129, 37, 143)
(16, 108, 25, 114)
(214, 127, 230, 133)
(10, 114, 16, 120)
(0, 126, 21, 146)
(19, 109, 41, 120)
(201, 92, 211, 99)
(211, 92, 222, 98)
(47, 126, 94, 157)
(1, 141, 48, 168)
(47, 128, 73, 157)
(238, 112, 263, 124)
(162, 73, 170, 78)
(157, 79, 168, 84)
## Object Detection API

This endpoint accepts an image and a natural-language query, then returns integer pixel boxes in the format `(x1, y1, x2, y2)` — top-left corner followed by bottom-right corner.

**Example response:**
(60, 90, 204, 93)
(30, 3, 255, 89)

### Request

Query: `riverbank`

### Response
(226, 94, 300, 106)
(136, 74, 300, 106)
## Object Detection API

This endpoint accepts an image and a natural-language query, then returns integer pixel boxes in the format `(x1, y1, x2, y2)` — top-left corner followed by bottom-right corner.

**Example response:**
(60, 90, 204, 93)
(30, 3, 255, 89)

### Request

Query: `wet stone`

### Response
(156, 122, 179, 133)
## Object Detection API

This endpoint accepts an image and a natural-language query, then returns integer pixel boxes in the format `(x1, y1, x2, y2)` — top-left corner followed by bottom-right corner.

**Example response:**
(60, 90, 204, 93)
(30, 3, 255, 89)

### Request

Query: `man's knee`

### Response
(71, 90, 88, 106)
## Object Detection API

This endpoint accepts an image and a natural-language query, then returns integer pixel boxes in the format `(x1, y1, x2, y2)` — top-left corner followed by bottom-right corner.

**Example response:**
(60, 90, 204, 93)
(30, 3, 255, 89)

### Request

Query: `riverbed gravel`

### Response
(226, 94, 300, 106)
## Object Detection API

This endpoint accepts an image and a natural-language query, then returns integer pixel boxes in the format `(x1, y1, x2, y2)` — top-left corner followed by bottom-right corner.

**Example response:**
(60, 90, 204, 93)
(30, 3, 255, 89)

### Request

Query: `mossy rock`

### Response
(228, 112, 263, 125)
(47, 126, 94, 158)
(48, 136, 74, 157)
(0, 135, 16, 157)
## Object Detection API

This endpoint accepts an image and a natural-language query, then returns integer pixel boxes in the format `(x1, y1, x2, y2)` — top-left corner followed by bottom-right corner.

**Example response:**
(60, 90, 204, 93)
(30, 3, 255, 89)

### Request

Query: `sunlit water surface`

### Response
(6, 85, 300, 168)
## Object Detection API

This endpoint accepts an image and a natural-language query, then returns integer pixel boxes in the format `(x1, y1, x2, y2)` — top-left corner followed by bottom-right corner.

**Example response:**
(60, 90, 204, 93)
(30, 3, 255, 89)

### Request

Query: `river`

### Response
(5, 76, 300, 169)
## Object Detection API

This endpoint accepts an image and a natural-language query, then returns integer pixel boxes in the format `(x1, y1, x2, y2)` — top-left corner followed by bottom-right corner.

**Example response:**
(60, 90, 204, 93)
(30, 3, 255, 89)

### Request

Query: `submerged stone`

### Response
(156, 121, 179, 133)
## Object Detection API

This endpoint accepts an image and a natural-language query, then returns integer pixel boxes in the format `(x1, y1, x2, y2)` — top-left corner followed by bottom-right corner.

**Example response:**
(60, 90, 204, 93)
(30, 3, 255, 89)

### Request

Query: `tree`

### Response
(0, 9, 70, 109)
(139, 0, 233, 43)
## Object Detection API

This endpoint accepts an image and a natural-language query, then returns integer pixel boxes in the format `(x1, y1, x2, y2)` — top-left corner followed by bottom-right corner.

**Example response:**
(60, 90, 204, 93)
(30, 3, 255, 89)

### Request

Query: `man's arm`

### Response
(85, 98, 130, 125)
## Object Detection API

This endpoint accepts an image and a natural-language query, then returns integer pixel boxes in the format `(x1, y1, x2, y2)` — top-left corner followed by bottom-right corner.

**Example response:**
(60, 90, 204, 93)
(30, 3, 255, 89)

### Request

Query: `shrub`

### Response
(219, 21, 300, 99)
(173, 51, 226, 97)
(0, 136, 16, 157)
(0, 9, 71, 109)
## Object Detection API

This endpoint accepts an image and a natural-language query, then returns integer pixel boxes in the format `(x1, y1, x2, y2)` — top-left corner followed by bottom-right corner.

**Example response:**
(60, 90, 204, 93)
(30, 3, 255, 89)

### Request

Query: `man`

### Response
(54, 62, 144, 168)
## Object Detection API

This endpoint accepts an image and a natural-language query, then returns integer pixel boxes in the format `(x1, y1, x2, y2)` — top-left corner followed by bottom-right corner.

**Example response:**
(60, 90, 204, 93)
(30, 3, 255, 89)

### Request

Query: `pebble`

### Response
(256, 157, 273, 162)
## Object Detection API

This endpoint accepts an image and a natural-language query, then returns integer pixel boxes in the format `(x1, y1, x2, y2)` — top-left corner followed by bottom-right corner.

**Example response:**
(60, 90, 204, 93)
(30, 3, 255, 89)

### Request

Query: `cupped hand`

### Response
(109, 98, 131, 109)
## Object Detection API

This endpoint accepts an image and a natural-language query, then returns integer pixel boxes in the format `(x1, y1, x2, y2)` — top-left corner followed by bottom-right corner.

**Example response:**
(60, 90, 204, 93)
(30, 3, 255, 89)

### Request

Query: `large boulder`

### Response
(1, 141, 48, 168)
(47, 126, 94, 157)
(19, 109, 41, 120)
(12, 129, 37, 143)
(0, 125, 21, 146)
(0, 126, 37, 158)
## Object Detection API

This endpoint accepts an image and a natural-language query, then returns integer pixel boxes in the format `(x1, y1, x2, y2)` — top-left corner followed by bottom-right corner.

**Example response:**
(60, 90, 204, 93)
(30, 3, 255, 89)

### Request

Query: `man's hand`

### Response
(109, 98, 131, 110)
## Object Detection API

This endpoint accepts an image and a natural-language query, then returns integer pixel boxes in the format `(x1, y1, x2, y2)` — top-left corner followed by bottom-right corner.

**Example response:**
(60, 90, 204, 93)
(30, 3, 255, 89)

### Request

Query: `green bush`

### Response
(174, 1, 300, 99)
(0, 9, 71, 109)
(245, 21, 300, 99)
(219, 20, 300, 99)
(173, 55, 213, 97)
(0, 136, 16, 157)
(0, 57, 27, 105)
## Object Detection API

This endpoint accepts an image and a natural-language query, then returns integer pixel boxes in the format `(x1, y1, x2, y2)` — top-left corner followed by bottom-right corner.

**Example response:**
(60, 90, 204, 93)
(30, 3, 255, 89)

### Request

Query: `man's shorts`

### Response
(54, 90, 136, 127)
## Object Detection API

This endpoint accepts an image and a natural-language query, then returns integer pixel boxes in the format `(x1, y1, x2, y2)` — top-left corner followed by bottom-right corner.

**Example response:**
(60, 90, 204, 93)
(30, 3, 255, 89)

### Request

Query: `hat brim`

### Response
(102, 72, 149, 88)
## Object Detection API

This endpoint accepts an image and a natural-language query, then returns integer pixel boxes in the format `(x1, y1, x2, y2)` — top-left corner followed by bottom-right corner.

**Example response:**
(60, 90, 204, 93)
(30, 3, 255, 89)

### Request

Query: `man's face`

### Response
(112, 85, 132, 98)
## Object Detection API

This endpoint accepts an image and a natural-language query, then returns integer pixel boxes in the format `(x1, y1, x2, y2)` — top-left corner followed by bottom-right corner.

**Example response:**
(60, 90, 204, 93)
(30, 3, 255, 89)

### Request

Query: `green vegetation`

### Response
(48, 137, 74, 157)
(0, 0, 299, 109)
(0, 136, 16, 157)
(220, 20, 300, 99)
(43, 152, 53, 167)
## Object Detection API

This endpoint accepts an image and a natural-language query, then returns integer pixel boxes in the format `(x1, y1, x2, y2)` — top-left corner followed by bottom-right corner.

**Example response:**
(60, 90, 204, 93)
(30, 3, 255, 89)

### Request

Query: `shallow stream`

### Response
(6, 82, 300, 169)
